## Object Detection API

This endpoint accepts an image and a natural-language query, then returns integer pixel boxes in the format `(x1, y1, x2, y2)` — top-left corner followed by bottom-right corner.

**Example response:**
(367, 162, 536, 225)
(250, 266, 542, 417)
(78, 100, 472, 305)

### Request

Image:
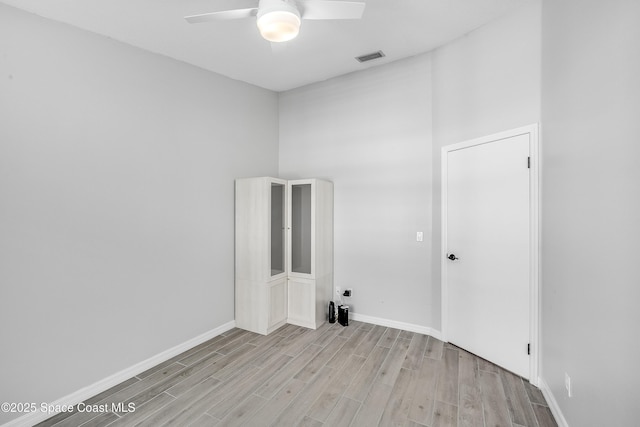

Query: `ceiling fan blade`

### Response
(184, 8, 258, 24)
(299, 1, 365, 20)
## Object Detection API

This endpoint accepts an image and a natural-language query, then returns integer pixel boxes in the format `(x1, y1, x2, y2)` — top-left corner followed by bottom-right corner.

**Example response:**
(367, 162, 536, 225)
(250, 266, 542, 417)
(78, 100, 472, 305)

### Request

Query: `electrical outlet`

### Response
(336, 287, 341, 297)
(565, 373, 572, 397)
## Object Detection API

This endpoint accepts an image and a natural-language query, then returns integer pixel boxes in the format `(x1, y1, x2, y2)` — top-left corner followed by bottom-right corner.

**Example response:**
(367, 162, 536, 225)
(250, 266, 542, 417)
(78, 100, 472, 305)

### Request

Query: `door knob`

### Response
(447, 253, 458, 261)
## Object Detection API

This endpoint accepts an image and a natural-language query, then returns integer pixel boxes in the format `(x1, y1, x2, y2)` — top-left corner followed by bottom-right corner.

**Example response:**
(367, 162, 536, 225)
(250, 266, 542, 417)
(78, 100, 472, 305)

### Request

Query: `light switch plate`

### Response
(416, 231, 423, 242)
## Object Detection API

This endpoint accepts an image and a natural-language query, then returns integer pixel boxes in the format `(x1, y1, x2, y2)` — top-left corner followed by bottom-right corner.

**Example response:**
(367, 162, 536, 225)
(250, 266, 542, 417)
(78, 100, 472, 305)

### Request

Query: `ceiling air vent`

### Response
(355, 50, 385, 63)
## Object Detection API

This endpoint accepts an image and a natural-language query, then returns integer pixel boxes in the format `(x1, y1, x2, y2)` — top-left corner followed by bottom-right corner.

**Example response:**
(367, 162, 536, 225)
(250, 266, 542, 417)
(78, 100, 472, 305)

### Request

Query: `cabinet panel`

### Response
(270, 183, 286, 277)
(287, 279, 316, 329)
(269, 278, 287, 331)
(290, 183, 312, 275)
(235, 278, 271, 334)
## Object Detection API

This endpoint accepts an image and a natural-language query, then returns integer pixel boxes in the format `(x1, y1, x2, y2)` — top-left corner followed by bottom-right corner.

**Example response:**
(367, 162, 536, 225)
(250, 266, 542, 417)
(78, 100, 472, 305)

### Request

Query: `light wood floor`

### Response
(37, 321, 557, 427)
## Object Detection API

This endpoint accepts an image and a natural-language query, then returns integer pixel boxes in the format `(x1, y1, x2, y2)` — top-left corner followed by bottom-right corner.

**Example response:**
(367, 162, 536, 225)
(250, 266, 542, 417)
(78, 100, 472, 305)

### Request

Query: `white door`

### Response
(444, 131, 532, 378)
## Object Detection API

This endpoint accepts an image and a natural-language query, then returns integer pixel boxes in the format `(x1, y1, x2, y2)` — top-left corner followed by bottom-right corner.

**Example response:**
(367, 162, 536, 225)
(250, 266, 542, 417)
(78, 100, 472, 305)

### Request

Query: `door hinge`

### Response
(527, 157, 531, 169)
(527, 343, 531, 355)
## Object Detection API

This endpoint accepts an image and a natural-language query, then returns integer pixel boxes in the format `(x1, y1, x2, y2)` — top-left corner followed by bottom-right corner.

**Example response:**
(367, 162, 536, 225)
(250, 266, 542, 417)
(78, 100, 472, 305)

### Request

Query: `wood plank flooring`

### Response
(36, 321, 557, 427)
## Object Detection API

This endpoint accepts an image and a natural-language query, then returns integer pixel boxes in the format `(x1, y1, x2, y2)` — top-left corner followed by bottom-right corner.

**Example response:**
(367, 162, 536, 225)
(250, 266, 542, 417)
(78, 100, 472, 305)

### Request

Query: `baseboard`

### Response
(2, 320, 236, 427)
(351, 313, 442, 340)
(538, 377, 570, 427)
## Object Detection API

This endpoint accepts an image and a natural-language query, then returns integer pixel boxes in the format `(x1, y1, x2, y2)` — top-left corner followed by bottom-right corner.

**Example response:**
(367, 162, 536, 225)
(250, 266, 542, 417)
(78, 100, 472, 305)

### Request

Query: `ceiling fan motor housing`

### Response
(257, 0, 302, 42)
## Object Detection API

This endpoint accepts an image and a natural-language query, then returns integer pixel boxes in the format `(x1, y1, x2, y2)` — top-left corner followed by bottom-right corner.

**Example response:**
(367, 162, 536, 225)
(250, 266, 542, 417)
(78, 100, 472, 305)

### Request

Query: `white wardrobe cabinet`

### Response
(235, 177, 333, 335)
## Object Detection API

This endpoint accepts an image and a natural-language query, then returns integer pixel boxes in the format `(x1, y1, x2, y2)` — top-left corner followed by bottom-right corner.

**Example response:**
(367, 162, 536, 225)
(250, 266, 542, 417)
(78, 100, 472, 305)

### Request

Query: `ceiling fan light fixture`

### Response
(257, 9, 301, 42)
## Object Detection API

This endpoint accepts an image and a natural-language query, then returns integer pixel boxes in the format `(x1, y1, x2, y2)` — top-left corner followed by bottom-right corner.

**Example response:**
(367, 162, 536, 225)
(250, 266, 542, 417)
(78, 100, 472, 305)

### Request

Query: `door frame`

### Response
(441, 124, 540, 385)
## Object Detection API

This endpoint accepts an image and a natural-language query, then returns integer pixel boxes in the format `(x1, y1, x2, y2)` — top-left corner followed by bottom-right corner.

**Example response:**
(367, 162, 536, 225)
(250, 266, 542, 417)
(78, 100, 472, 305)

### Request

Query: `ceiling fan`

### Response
(185, 0, 366, 43)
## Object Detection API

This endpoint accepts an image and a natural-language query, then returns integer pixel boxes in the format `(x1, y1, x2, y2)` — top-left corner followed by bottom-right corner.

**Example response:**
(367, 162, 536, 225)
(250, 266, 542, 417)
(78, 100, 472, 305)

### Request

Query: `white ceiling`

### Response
(2, 0, 532, 92)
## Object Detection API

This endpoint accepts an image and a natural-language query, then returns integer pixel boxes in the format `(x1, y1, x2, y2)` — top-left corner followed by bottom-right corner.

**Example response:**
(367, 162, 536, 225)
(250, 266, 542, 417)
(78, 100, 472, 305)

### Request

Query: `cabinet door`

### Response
(287, 278, 316, 329)
(289, 181, 313, 276)
(270, 182, 286, 277)
(268, 278, 287, 331)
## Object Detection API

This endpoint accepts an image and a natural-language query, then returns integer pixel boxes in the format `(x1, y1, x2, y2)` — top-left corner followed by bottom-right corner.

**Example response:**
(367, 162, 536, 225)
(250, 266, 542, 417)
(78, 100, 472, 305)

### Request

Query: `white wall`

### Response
(540, 0, 640, 425)
(0, 5, 278, 424)
(279, 2, 542, 333)
(431, 1, 542, 329)
(279, 54, 434, 329)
